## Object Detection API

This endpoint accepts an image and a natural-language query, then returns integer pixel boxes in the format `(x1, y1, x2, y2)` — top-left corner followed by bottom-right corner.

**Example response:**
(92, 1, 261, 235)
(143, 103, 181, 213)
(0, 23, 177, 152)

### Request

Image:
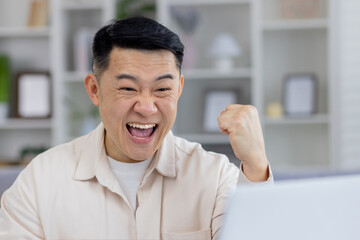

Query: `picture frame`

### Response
(283, 73, 317, 116)
(14, 71, 51, 119)
(203, 89, 239, 132)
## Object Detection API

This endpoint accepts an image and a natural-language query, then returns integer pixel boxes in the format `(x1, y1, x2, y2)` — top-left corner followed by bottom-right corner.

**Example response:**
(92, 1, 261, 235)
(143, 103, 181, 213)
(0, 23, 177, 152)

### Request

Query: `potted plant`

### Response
(116, 0, 156, 20)
(0, 55, 10, 121)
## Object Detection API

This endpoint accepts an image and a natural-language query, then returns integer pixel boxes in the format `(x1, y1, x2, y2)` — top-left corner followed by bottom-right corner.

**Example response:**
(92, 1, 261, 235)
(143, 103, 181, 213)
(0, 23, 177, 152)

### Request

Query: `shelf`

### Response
(273, 164, 334, 177)
(64, 71, 89, 83)
(262, 19, 328, 31)
(168, 0, 250, 6)
(0, 119, 53, 130)
(0, 27, 50, 38)
(62, 0, 103, 10)
(182, 68, 252, 80)
(263, 114, 329, 125)
(178, 133, 230, 145)
(0, 162, 26, 167)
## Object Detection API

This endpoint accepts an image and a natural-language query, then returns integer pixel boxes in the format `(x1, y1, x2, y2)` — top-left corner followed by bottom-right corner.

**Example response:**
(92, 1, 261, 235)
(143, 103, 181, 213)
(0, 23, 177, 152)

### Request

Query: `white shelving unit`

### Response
(158, 0, 253, 153)
(61, 1, 104, 10)
(256, 0, 335, 171)
(178, 133, 230, 145)
(161, 0, 250, 6)
(157, 0, 338, 170)
(0, 119, 52, 130)
(2, 0, 353, 174)
(52, 0, 115, 144)
(182, 68, 252, 80)
(0, 27, 50, 37)
(262, 19, 328, 30)
(263, 114, 329, 126)
(64, 71, 89, 83)
(0, 1, 53, 161)
(0, 0, 115, 161)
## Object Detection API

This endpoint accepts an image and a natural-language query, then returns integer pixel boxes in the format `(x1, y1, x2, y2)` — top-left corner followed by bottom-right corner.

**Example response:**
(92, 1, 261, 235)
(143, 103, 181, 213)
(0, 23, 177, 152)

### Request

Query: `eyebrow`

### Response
(156, 73, 175, 81)
(115, 74, 137, 81)
(115, 73, 175, 82)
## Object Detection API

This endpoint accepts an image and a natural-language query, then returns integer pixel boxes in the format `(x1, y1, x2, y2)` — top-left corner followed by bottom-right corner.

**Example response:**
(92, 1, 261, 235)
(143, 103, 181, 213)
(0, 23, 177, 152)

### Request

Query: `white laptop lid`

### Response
(220, 175, 360, 240)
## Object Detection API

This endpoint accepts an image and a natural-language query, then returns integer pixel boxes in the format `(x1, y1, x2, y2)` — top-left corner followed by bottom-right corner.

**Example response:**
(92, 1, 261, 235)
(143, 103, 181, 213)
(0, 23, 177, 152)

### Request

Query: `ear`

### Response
(84, 73, 100, 106)
(177, 74, 184, 100)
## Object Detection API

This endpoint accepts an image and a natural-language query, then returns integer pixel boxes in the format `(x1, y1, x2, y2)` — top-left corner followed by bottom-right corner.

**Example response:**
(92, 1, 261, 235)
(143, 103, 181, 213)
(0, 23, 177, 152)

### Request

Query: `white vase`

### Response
(0, 102, 8, 121)
(182, 34, 198, 69)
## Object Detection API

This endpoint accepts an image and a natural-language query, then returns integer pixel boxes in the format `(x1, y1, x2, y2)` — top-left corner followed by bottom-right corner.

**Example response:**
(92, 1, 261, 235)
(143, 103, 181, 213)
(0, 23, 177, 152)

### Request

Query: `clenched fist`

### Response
(218, 104, 269, 182)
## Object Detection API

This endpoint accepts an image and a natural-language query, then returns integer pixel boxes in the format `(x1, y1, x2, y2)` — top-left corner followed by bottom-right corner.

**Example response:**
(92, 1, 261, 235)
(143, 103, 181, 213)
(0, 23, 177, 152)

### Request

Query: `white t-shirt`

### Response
(108, 156, 152, 211)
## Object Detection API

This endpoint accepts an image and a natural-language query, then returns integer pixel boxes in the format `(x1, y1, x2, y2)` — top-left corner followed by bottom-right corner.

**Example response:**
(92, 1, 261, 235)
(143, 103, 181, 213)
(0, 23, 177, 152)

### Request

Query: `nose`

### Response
(133, 94, 158, 117)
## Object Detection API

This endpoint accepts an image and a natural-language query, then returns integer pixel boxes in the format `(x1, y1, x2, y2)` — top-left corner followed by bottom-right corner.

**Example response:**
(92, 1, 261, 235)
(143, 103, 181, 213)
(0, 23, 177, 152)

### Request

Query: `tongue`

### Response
(129, 126, 154, 138)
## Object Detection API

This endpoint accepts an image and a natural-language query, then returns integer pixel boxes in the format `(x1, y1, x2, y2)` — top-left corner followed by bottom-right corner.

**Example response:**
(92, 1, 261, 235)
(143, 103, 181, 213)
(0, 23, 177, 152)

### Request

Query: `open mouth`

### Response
(126, 123, 157, 140)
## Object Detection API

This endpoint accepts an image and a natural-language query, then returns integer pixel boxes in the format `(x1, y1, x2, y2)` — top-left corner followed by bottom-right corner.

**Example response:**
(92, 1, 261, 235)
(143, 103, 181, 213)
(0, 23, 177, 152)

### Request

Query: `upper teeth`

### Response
(128, 123, 156, 129)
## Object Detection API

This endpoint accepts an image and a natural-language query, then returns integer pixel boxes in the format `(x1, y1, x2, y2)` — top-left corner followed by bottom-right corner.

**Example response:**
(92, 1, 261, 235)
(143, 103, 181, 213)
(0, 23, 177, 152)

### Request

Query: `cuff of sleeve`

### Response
(237, 162, 274, 185)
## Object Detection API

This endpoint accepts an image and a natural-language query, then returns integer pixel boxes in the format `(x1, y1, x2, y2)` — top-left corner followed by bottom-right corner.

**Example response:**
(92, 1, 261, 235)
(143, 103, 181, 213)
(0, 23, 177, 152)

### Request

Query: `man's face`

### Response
(86, 47, 183, 163)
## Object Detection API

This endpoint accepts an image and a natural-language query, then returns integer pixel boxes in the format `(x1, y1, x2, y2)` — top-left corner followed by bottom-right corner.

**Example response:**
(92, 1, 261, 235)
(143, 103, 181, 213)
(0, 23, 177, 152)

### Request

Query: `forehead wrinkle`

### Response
(115, 73, 138, 82)
(114, 73, 176, 84)
(109, 48, 179, 82)
(155, 73, 175, 81)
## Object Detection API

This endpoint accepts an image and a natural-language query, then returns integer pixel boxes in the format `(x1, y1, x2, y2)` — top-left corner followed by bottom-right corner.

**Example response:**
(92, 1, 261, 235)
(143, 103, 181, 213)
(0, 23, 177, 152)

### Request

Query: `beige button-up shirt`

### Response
(0, 123, 273, 240)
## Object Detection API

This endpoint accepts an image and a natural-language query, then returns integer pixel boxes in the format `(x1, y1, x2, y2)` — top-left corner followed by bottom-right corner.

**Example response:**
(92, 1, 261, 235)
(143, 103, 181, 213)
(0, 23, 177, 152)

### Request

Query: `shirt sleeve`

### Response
(0, 163, 45, 240)
(237, 162, 274, 185)
(211, 160, 274, 240)
(211, 159, 239, 240)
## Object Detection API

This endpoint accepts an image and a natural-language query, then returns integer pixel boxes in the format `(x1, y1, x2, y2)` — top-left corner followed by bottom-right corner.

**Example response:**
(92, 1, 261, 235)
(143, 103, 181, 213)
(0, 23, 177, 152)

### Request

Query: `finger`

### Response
(218, 126, 229, 135)
(219, 110, 227, 116)
(217, 111, 233, 134)
(225, 104, 242, 111)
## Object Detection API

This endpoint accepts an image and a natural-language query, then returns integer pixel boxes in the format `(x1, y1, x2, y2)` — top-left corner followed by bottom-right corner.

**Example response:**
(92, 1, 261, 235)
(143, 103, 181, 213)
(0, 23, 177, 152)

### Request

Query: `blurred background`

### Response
(0, 0, 360, 195)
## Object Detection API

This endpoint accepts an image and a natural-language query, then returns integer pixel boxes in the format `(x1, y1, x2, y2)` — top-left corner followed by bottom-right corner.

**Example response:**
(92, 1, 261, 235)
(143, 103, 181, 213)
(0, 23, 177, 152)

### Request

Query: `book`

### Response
(27, 0, 48, 27)
(74, 28, 95, 72)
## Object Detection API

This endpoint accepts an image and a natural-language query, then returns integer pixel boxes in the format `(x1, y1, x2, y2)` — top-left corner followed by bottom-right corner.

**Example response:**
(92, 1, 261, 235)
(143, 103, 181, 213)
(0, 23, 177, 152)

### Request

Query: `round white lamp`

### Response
(209, 33, 242, 72)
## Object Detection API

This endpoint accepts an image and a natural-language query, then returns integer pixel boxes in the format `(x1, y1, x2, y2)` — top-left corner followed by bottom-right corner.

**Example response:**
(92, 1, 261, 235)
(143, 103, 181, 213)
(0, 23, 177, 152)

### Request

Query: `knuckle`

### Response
(234, 116, 246, 126)
(244, 105, 258, 115)
(217, 113, 224, 122)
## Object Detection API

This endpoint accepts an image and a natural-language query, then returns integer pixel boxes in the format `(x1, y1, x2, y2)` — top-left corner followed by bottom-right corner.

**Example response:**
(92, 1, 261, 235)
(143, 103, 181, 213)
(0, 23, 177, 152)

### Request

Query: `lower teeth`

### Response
(133, 136, 148, 140)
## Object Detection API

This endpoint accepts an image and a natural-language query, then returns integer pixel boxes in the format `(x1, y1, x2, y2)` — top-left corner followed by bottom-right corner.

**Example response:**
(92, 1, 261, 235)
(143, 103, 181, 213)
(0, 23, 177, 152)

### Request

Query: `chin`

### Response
(130, 154, 153, 162)
(128, 148, 155, 161)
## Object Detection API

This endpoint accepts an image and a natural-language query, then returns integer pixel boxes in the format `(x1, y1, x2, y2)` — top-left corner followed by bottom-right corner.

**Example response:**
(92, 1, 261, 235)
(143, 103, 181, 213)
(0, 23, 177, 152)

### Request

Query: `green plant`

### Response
(116, 0, 156, 20)
(0, 55, 10, 103)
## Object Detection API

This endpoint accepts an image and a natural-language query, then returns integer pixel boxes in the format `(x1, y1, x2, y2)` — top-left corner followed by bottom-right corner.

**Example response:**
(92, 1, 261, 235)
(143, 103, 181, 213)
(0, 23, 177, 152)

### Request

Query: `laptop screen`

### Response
(220, 174, 360, 240)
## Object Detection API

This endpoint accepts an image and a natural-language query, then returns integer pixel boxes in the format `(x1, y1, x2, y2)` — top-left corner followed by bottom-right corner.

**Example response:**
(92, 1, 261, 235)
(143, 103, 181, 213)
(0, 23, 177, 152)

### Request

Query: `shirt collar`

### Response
(150, 130, 176, 178)
(73, 123, 108, 181)
(73, 123, 177, 181)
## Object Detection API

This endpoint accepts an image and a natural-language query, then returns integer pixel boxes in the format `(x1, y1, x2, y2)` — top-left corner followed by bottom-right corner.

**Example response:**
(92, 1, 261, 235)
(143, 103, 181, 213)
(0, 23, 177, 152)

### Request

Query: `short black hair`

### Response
(92, 17, 184, 78)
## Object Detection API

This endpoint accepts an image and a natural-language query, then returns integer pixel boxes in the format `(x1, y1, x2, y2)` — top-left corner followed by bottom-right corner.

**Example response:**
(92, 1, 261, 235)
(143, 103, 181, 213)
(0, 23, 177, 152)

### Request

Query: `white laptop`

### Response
(220, 174, 360, 240)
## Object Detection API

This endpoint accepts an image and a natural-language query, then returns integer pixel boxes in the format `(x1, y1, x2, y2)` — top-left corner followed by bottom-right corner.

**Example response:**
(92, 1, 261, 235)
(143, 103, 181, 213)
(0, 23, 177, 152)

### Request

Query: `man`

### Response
(0, 17, 272, 239)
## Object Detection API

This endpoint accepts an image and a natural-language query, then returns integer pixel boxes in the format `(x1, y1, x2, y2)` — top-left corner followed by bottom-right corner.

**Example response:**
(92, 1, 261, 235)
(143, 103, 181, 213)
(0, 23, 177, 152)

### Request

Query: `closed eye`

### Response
(157, 88, 171, 92)
(120, 87, 136, 92)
